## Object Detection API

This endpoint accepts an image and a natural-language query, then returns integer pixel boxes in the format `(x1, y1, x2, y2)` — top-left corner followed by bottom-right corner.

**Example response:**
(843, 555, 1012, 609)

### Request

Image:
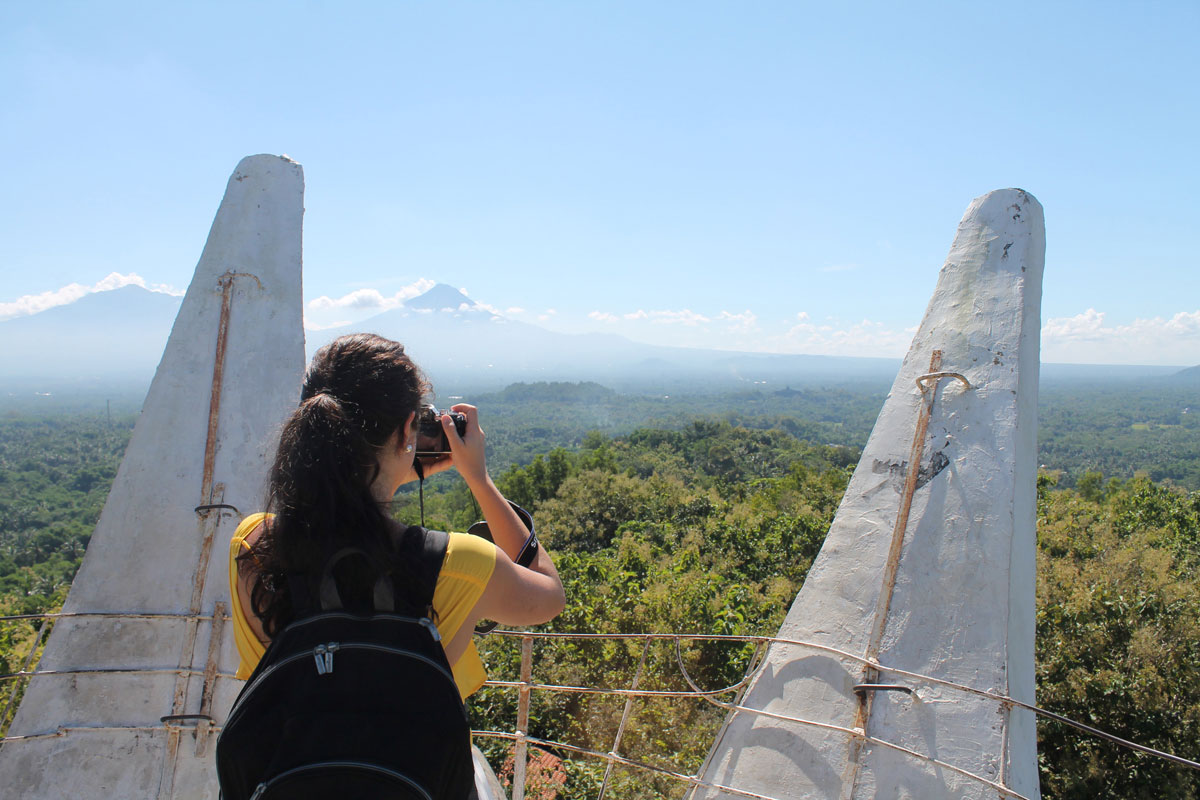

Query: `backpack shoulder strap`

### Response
(298, 527, 449, 618)
(316, 547, 401, 613)
(394, 526, 449, 608)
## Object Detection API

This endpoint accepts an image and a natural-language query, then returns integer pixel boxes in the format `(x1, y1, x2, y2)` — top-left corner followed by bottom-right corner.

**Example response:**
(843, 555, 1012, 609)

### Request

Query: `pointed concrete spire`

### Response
(1, 155, 305, 798)
(697, 189, 1045, 799)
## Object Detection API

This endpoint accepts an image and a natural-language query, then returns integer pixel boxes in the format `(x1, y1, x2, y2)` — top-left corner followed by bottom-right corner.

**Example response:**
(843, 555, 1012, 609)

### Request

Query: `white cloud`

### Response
(572, 302, 916, 357)
(303, 317, 352, 331)
(307, 278, 435, 313)
(1043, 308, 1200, 364)
(716, 310, 758, 333)
(1164, 311, 1200, 335)
(0, 272, 183, 321)
(474, 301, 506, 317)
(506, 306, 525, 315)
(1043, 308, 1107, 341)
(647, 309, 710, 326)
(601, 308, 755, 331)
(566, 302, 1199, 363)
(765, 316, 914, 357)
(308, 288, 389, 312)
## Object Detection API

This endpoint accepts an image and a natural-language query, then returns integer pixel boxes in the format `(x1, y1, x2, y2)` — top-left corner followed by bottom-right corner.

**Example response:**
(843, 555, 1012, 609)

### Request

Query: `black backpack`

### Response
(216, 527, 476, 799)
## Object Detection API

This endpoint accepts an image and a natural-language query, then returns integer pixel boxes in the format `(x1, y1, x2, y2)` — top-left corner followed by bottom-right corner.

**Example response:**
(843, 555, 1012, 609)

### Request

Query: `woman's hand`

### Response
(442, 404, 488, 486)
(443, 405, 534, 560)
(442, 404, 566, 629)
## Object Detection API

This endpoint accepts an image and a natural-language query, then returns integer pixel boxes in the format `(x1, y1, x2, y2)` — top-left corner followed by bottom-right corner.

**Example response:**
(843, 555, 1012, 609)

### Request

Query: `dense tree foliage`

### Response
(458, 381, 884, 471)
(400, 419, 1200, 798)
(2, 384, 1199, 797)
(0, 411, 133, 734)
(1036, 472, 1200, 799)
(467, 379, 1200, 491)
(404, 423, 852, 797)
(0, 413, 132, 612)
(1039, 383, 1200, 489)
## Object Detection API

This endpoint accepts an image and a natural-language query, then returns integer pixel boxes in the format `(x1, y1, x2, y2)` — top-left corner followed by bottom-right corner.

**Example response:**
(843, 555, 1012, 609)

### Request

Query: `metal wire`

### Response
(672, 638, 1032, 799)
(472, 730, 784, 800)
(1, 723, 224, 743)
(1, 667, 240, 683)
(480, 628, 1200, 777)
(2, 617, 1196, 786)
(0, 611, 228, 623)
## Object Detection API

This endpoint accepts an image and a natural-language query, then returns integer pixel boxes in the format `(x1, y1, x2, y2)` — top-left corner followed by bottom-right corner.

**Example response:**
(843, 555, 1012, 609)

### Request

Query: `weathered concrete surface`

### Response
(697, 190, 1044, 799)
(0, 155, 305, 798)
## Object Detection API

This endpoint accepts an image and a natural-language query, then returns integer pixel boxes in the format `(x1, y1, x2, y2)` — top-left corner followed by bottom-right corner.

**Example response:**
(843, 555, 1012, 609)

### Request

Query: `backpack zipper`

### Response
(224, 640, 460, 732)
(223, 615, 453, 732)
(418, 617, 441, 642)
(312, 642, 340, 675)
(247, 760, 433, 800)
(311, 642, 451, 682)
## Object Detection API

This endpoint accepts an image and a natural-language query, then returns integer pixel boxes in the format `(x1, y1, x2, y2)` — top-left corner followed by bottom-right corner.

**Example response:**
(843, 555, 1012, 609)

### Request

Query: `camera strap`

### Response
(412, 457, 428, 527)
(409, 457, 480, 531)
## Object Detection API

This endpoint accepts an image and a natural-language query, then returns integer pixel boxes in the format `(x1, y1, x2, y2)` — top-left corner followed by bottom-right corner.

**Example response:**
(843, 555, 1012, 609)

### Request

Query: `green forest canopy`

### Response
(1, 381, 1198, 798)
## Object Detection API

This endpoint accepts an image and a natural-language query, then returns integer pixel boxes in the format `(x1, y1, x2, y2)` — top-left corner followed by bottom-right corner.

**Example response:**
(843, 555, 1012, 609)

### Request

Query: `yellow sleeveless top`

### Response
(229, 513, 496, 700)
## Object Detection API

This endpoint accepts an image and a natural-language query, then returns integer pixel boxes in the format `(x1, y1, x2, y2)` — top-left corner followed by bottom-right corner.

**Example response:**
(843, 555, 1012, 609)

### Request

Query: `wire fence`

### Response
(2, 613, 1197, 799)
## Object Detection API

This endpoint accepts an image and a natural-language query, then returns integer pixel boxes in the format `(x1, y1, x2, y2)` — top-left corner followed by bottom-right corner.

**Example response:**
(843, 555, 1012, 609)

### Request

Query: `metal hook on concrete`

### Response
(853, 684, 914, 699)
(216, 270, 263, 292)
(193, 503, 240, 517)
(915, 371, 971, 392)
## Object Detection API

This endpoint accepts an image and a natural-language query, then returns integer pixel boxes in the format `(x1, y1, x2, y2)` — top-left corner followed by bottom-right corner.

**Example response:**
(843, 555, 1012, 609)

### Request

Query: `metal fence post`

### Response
(513, 635, 533, 800)
(597, 637, 652, 800)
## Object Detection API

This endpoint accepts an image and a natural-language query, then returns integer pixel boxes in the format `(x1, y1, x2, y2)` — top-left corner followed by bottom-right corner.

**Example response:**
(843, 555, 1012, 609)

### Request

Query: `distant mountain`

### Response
(307, 284, 900, 392)
(1168, 364, 1200, 384)
(403, 283, 476, 311)
(4, 281, 1189, 401)
(0, 286, 181, 389)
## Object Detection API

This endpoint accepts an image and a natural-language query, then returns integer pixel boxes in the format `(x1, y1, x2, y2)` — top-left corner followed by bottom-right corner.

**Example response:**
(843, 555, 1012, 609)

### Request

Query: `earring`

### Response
(405, 444, 414, 453)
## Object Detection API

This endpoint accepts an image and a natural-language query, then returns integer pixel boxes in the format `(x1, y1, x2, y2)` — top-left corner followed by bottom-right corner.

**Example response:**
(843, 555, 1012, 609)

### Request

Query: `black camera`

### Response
(415, 404, 467, 455)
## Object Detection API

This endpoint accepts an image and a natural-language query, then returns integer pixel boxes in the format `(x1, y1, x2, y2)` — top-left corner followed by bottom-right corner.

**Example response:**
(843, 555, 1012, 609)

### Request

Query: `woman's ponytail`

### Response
(245, 334, 429, 636)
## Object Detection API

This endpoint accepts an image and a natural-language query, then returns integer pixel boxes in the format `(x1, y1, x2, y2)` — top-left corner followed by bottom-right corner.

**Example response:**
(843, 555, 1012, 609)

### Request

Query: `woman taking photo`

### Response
(219, 333, 564, 799)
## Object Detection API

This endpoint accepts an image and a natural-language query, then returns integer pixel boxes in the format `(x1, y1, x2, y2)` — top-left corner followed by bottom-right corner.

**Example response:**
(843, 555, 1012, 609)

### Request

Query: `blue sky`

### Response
(2, 1, 1197, 365)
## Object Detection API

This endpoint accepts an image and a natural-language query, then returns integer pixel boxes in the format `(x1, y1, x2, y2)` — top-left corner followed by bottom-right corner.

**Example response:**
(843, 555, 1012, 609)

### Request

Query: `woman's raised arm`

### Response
(442, 404, 565, 626)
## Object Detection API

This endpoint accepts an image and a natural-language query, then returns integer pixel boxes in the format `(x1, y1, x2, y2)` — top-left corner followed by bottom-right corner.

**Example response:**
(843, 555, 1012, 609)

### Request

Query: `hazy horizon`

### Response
(2, 3, 1198, 367)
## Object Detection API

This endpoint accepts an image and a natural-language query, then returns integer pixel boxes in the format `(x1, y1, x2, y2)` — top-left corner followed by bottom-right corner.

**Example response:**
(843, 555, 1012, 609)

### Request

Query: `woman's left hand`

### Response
(443, 404, 488, 486)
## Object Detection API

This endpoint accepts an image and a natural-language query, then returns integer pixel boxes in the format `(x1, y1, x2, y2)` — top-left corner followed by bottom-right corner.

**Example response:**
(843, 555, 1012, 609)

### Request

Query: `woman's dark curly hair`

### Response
(241, 333, 431, 636)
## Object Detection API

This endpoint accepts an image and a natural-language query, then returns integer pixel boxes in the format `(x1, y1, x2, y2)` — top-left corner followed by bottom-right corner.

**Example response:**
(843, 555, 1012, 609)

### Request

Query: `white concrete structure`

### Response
(0, 155, 306, 798)
(697, 189, 1045, 799)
